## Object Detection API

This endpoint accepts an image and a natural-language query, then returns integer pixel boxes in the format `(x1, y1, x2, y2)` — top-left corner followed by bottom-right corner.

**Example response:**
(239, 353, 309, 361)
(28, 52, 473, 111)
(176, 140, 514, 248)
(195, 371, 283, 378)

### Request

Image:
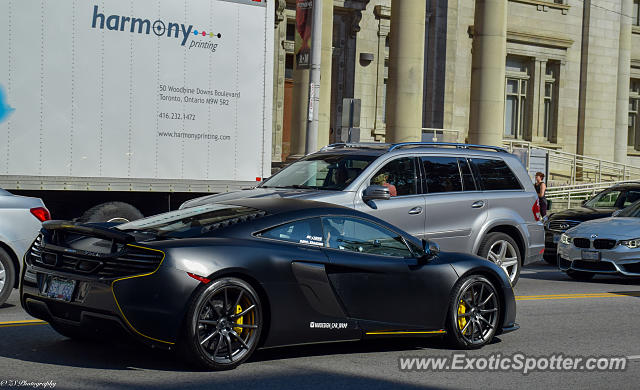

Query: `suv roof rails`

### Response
(388, 142, 508, 153)
(320, 142, 390, 151)
(319, 142, 509, 153)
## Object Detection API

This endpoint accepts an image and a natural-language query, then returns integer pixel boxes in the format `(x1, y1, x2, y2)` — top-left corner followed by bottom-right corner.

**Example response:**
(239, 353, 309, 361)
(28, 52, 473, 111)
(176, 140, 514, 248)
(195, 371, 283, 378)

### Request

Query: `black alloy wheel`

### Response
(447, 275, 500, 349)
(181, 277, 262, 370)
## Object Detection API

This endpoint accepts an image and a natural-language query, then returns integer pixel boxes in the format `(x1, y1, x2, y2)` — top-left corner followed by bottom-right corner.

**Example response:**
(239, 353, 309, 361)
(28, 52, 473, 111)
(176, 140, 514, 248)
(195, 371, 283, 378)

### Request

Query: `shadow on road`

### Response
(0, 323, 484, 376)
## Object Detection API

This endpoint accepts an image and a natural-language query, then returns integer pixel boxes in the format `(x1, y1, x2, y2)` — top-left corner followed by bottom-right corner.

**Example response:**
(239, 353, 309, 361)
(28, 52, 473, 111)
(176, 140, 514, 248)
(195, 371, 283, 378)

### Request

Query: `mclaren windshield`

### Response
(261, 153, 377, 191)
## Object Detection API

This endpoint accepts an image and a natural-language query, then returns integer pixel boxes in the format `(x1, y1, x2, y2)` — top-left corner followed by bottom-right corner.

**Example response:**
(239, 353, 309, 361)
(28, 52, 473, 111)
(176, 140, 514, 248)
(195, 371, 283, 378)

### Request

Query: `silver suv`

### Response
(182, 142, 544, 284)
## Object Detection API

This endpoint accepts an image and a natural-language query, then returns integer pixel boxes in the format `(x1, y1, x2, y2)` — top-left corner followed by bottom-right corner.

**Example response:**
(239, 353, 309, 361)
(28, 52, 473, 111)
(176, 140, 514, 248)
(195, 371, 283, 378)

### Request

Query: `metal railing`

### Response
(421, 128, 462, 143)
(503, 140, 640, 185)
(544, 180, 640, 210)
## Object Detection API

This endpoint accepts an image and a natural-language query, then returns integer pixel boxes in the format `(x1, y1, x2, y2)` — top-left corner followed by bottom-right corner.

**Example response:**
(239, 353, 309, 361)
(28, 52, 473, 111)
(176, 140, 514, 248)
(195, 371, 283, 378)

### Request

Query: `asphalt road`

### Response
(0, 261, 639, 390)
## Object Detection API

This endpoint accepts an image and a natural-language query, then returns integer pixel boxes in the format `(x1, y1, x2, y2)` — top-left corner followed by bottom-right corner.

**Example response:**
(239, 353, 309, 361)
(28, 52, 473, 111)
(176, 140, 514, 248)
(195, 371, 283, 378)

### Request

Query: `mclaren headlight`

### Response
(619, 238, 640, 249)
(560, 233, 572, 245)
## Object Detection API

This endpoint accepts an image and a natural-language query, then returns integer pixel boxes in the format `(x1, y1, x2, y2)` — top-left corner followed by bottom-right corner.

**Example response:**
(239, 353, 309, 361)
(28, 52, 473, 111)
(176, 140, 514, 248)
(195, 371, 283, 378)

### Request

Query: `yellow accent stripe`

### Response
(516, 292, 640, 301)
(0, 320, 47, 328)
(365, 330, 446, 335)
(110, 244, 174, 345)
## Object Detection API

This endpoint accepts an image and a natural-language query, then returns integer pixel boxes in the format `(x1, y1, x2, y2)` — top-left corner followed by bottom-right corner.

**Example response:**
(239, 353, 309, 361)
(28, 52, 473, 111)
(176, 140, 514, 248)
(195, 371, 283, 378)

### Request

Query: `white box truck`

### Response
(0, 0, 274, 221)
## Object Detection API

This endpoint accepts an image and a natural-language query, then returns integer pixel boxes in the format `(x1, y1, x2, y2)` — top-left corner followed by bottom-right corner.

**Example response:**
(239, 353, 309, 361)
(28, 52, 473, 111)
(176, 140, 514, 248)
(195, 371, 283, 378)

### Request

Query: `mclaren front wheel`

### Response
(180, 277, 263, 370)
(446, 275, 500, 349)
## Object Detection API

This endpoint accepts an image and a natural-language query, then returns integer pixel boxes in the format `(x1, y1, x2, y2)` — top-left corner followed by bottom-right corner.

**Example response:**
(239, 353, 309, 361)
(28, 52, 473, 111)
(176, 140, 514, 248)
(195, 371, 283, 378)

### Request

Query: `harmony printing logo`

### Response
(90, 5, 222, 49)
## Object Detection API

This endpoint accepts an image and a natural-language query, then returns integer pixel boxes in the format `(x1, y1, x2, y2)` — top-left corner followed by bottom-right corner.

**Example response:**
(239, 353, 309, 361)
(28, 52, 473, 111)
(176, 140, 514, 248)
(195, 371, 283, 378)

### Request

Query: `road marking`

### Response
(516, 291, 640, 301)
(0, 319, 47, 328)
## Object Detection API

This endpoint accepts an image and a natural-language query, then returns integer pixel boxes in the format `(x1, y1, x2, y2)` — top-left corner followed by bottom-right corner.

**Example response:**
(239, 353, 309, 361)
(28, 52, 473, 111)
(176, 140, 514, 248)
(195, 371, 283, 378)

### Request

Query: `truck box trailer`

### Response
(0, 0, 274, 221)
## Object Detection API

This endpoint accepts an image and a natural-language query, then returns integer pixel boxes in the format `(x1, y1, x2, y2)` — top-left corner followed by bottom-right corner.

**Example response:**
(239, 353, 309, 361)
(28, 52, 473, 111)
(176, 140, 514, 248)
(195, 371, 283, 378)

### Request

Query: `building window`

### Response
(629, 80, 640, 149)
(504, 57, 530, 139)
(634, 0, 640, 26)
(543, 63, 558, 142)
(285, 54, 293, 79)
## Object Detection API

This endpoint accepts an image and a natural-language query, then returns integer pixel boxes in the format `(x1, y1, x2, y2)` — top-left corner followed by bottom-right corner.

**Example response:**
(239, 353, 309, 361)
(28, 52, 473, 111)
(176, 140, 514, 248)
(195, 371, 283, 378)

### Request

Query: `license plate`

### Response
(45, 277, 76, 302)
(581, 250, 601, 261)
(553, 234, 560, 243)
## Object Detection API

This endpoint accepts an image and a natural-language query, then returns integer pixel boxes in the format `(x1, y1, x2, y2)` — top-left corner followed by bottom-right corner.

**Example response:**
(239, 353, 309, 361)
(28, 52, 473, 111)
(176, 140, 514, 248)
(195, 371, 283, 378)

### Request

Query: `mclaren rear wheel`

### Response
(446, 275, 500, 349)
(180, 277, 262, 370)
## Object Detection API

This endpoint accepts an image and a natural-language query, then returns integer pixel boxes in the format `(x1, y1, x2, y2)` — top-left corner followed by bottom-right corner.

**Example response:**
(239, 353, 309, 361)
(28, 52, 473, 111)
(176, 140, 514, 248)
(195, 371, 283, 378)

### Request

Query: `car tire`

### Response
(446, 274, 501, 349)
(0, 248, 16, 306)
(566, 270, 595, 282)
(477, 232, 522, 285)
(78, 202, 143, 223)
(179, 277, 263, 370)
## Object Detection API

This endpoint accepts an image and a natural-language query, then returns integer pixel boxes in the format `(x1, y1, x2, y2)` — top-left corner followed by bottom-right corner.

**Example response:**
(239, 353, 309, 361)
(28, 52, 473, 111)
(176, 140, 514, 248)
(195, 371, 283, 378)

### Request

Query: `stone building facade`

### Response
(271, 0, 640, 167)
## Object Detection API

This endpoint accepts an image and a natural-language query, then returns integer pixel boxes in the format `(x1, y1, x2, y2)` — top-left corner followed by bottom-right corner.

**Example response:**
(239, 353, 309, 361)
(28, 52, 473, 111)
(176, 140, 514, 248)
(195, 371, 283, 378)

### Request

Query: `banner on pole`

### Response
(295, 0, 313, 69)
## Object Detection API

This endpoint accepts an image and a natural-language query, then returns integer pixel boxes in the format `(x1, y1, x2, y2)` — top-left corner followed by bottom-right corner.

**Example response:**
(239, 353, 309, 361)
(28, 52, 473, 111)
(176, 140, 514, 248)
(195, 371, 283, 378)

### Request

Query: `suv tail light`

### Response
(30, 207, 51, 222)
(532, 199, 541, 222)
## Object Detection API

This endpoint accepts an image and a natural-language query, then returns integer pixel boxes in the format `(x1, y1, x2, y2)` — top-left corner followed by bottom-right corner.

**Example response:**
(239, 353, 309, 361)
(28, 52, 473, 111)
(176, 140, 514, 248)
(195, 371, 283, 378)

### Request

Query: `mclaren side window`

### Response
(259, 218, 324, 247)
(321, 216, 413, 258)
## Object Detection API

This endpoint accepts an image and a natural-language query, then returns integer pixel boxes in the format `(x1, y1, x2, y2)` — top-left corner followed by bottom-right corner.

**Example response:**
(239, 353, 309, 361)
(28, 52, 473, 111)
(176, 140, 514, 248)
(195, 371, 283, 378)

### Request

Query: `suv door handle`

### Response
(471, 201, 485, 208)
(408, 206, 423, 215)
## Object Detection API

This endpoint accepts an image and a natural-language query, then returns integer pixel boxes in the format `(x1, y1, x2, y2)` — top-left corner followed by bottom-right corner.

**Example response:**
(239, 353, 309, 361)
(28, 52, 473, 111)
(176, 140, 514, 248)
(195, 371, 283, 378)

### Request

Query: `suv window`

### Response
(459, 158, 477, 191)
(260, 218, 324, 247)
(370, 157, 418, 197)
(322, 217, 413, 258)
(422, 156, 463, 193)
(471, 158, 522, 191)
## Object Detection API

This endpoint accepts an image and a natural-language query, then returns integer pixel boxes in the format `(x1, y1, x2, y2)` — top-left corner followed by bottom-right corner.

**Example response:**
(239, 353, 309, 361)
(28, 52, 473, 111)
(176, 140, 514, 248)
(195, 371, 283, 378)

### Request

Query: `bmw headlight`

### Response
(560, 233, 572, 245)
(620, 238, 640, 249)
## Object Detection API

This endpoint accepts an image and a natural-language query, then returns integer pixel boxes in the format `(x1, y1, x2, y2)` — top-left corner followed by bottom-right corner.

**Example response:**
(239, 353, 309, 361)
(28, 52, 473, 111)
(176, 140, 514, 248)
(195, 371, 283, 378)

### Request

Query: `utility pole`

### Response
(305, 0, 323, 154)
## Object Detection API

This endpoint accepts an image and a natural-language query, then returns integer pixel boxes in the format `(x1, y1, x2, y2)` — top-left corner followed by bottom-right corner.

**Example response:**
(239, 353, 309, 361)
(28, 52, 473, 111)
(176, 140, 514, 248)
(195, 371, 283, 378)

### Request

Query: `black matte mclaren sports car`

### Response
(21, 198, 518, 370)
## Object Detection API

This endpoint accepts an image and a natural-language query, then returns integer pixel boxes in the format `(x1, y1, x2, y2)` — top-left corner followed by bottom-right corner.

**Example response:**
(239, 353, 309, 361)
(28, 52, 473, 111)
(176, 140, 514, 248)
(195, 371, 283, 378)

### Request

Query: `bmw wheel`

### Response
(181, 277, 262, 370)
(446, 275, 500, 349)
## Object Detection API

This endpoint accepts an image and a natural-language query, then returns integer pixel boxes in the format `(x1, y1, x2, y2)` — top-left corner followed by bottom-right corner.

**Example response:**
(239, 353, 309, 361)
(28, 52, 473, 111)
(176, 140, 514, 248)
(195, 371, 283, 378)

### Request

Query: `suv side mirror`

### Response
(363, 185, 390, 202)
(419, 239, 440, 262)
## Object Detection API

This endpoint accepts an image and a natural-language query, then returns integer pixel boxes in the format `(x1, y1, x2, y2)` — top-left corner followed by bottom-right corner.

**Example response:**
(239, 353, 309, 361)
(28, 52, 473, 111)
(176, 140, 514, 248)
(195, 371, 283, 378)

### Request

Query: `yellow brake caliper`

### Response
(457, 300, 467, 333)
(233, 305, 243, 334)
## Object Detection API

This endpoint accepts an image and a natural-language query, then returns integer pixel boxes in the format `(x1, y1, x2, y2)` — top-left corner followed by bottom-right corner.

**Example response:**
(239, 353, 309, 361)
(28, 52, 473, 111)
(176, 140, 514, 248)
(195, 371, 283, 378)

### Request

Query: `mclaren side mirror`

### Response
(419, 239, 440, 263)
(362, 185, 390, 202)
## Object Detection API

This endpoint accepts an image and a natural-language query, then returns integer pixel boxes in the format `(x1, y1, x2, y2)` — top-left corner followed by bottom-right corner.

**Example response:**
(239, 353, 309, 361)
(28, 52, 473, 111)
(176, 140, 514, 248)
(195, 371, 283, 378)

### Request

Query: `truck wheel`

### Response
(478, 232, 522, 285)
(78, 202, 143, 223)
(0, 247, 16, 306)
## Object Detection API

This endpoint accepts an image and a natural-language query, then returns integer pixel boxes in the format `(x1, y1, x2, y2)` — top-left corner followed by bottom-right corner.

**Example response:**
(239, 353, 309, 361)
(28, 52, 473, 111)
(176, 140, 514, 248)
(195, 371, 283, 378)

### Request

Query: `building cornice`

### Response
(468, 26, 574, 49)
(374, 5, 390, 20)
(509, 0, 570, 15)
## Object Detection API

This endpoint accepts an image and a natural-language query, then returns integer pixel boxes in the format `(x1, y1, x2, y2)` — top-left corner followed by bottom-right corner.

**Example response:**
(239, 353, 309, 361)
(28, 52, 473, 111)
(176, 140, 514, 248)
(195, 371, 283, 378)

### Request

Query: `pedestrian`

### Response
(535, 172, 548, 218)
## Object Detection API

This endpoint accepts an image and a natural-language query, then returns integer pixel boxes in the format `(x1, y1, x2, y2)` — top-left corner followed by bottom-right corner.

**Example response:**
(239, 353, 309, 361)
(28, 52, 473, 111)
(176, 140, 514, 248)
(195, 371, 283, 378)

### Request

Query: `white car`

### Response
(0, 188, 50, 305)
